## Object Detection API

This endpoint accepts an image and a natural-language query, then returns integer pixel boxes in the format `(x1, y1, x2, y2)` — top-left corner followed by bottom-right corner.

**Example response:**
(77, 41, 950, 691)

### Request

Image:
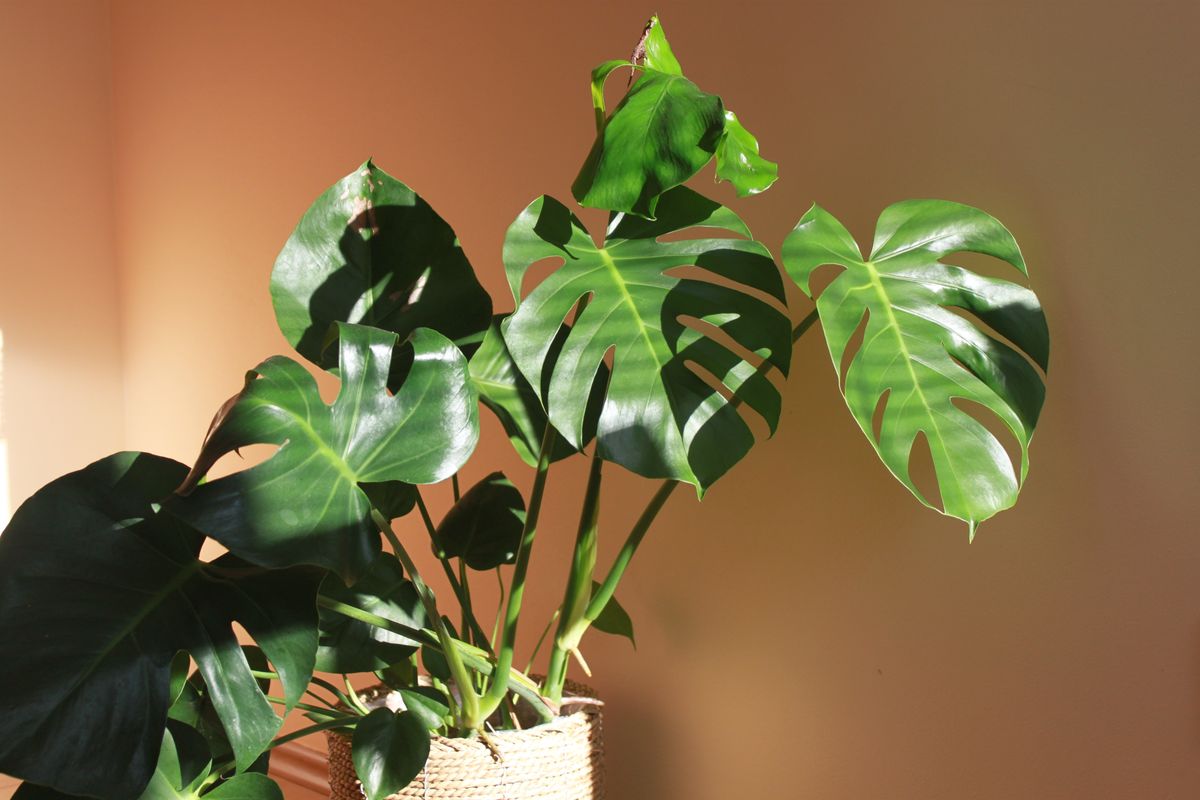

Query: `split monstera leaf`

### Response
(0, 12, 1052, 800)
(783, 200, 1048, 532)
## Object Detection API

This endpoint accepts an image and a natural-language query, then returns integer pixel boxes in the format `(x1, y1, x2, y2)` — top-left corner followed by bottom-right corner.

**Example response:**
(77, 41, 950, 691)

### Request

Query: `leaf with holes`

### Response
(0, 453, 319, 800)
(271, 160, 492, 368)
(782, 200, 1049, 535)
(172, 322, 479, 581)
(502, 186, 792, 492)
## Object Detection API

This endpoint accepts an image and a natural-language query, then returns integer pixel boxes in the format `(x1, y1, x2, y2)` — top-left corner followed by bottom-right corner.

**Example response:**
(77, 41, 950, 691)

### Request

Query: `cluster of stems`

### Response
(310, 309, 818, 737)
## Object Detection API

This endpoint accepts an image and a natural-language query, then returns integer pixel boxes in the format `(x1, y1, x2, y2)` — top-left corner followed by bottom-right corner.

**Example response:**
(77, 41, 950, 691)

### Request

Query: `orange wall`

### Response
(0, 0, 125, 513)
(6, 0, 1200, 797)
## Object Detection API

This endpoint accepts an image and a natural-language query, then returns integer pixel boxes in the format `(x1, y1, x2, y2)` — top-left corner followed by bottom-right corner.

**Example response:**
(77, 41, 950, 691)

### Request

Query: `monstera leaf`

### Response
(352, 709, 430, 800)
(572, 66, 723, 218)
(502, 187, 792, 492)
(13, 721, 282, 800)
(434, 471, 526, 570)
(468, 316, 577, 466)
(316, 554, 425, 673)
(782, 200, 1049, 534)
(715, 111, 777, 197)
(0, 453, 319, 800)
(173, 323, 479, 581)
(271, 160, 492, 368)
(573, 16, 776, 217)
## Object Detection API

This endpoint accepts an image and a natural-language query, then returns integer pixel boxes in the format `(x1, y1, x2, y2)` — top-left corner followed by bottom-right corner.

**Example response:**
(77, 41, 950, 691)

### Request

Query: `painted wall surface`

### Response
(4, 0, 1199, 796)
(0, 0, 125, 517)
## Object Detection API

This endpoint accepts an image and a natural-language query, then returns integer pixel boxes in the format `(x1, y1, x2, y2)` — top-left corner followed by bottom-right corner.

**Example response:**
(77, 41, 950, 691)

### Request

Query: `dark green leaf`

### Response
(317, 554, 425, 673)
(271, 160, 491, 368)
(0, 453, 320, 799)
(468, 316, 577, 467)
(503, 187, 792, 492)
(375, 658, 417, 691)
(12, 785, 76, 800)
(172, 323, 479, 581)
(435, 472, 525, 570)
(137, 722, 213, 799)
(352, 709, 430, 800)
(398, 687, 450, 731)
(359, 481, 418, 521)
(715, 111, 778, 197)
(782, 200, 1049, 535)
(572, 70, 724, 218)
(202, 775, 284, 800)
(589, 582, 635, 647)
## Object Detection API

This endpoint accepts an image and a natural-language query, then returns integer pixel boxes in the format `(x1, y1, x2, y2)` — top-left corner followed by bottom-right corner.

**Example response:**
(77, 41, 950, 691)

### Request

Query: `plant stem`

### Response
(585, 480, 677, 631)
(269, 715, 358, 748)
(491, 567, 505, 648)
(371, 508, 483, 729)
(545, 453, 604, 700)
(266, 695, 346, 719)
(317, 592, 555, 724)
(413, 488, 493, 654)
(475, 422, 556, 726)
(548, 307, 821, 673)
(525, 609, 559, 674)
(342, 674, 372, 716)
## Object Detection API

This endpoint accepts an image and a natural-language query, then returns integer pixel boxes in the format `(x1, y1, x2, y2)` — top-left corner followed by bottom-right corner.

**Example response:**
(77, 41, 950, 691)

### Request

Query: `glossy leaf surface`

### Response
(271, 160, 491, 368)
(503, 187, 791, 491)
(0, 453, 319, 799)
(782, 200, 1049, 533)
(352, 709, 430, 800)
(397, 687, 450, 731)
(572, 69, 724, 218)
(173, 323, 479, 581)
(468, 316, 576, 466)
(575, 16, 776, 217)
(715, 111, 778, 197)
(434, 471, 526, 570)
(316, 554, 425, 673)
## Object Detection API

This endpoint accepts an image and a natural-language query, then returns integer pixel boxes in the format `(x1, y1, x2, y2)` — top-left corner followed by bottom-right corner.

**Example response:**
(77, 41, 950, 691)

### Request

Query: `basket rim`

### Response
(326, 680, 602, 751)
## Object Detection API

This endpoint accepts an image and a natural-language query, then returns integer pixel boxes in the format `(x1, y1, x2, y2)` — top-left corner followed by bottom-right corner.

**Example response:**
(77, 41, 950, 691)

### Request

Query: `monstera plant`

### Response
(0, 16, 1049, 800)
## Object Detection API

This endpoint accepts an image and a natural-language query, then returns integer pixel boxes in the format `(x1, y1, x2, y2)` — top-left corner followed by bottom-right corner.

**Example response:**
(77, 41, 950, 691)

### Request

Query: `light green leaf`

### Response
(271, 160, 491, 368)
(503, 187, 791, 492)
(572, 70, 724, 218)
(715, 111, 778, 197)
(782, 200, 1049, 534)
(352, 709, 430, 800)
(173, 323, 479, 581)
(0, 453, 319, 799)
(435, 471, 526, 570)
(639, 16, 682, 75)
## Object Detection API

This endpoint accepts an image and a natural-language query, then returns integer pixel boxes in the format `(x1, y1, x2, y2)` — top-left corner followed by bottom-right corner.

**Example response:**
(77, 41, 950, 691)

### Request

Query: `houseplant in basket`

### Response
(0, 15, 1049, 800)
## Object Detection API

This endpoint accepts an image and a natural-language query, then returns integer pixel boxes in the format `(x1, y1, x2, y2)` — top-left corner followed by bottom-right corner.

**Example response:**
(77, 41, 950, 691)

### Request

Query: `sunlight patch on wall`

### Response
(0, 329, 9, 530)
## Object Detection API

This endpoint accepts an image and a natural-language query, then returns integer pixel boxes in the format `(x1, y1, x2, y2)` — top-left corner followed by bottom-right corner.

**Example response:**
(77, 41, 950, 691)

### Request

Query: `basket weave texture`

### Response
(326, 682, 604, 800)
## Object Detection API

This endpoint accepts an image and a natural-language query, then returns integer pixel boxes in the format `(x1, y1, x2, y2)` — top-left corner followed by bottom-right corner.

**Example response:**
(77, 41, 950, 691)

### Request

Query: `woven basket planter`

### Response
(326, 682, 604, 800)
